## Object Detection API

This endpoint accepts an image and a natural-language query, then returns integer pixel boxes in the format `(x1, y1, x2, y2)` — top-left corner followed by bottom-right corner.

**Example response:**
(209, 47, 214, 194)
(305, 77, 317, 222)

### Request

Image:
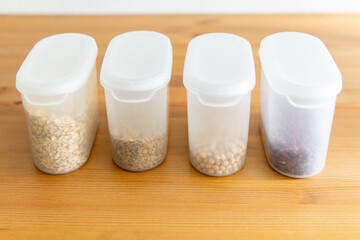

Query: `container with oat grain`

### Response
(16, 33, 99, 174)
(259, 32, 342, 178)
(183, 33, 255, 176)
(100, 31, 172, 171)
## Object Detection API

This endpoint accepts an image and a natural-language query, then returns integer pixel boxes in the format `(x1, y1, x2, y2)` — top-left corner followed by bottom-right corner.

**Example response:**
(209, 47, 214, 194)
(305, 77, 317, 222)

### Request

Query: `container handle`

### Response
(287, 95, 331, 109)
(23, 94, 68, 106)
(197, 94, 243, 107)
(110, 89, 155, 103)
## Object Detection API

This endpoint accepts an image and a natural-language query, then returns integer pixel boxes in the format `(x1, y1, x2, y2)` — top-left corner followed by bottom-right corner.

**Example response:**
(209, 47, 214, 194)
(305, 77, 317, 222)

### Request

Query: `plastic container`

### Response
(183, 33, 255, 176)
(100, 31, 172, 171)
(16, 33, 99, 174)
(259, 32, 342, 178)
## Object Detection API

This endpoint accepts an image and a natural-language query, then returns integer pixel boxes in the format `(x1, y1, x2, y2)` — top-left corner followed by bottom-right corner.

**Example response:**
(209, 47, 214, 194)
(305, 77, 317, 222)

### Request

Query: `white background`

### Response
(1, 0, 360, 14)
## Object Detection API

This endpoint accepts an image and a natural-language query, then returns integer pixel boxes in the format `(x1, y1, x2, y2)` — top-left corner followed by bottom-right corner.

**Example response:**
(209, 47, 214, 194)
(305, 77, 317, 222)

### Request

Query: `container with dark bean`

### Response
(259, 32, 342, 178)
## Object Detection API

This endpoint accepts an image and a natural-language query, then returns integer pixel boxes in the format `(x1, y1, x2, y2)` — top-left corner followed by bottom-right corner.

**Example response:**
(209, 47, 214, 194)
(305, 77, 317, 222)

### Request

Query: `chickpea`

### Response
(190, 140, 246, 176)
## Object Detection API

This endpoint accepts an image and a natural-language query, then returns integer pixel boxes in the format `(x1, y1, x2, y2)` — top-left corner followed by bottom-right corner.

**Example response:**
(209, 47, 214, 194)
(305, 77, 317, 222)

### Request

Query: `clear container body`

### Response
(101, 31, 172, 172)
(259, 32, 342, 178)
(16, 33, 99, 174)
(105, 87, 168, 171)
(188, 92, 251, 176)
(260, 72, 337, 178)
(183, 33, 255, 176)
(22, 67, 98, 174)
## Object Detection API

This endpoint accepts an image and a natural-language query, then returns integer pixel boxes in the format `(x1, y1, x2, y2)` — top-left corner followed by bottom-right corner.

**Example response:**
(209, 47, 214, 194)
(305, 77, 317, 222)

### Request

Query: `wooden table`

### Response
(1, 14, 360, 239)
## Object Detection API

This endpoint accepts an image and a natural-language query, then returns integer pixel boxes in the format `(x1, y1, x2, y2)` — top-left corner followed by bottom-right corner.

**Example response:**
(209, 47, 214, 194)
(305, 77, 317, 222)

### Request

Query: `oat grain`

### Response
(25, 107, 98, 174)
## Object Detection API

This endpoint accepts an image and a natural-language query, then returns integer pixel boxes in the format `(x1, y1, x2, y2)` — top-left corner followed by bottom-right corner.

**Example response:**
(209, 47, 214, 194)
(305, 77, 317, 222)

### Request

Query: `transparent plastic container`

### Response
(100, 31, 172, 171)
(16, 33, 99, 174)
(259, 32, 342, 178)
(183, 33, 255, 176)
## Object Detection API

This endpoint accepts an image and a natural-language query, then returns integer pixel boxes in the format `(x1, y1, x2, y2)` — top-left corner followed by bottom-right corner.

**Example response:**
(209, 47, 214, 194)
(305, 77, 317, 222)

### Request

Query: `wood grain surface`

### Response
(0, 14, 360, 239)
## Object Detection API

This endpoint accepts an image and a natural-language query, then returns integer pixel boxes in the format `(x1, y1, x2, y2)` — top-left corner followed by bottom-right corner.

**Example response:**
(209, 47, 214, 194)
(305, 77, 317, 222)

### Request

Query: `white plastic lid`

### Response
(16, 33, 98, 96)
(259, 32, 342, 98)
(100, 31, 173, 92)
(183, 33, 255, 97)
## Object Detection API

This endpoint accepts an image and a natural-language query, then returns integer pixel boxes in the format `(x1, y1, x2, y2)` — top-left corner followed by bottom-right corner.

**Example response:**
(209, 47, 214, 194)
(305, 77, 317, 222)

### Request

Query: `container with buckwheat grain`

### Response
(259, 32, 343, 178)
(100, 31, 172, 171)
(16, 33, 99, 174)
(183, 33, 255, 176)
